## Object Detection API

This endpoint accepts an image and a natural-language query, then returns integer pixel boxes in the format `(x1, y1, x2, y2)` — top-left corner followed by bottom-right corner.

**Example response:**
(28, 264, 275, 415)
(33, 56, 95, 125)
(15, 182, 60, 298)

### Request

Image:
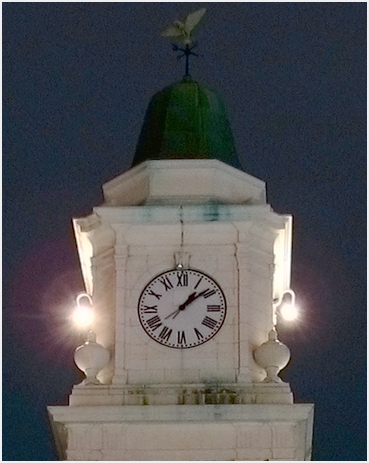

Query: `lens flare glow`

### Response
(280, 302, 299, 322)
(72, 306, 94, 328)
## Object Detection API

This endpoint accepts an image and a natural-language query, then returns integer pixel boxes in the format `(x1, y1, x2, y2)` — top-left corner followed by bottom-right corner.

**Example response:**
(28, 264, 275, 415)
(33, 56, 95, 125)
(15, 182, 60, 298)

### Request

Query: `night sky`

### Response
(3, 3, 366, 461)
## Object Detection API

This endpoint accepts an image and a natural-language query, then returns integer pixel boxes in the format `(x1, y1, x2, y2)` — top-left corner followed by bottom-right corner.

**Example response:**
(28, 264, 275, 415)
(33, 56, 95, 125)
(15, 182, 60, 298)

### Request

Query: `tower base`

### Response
(48, 403, 314, 461)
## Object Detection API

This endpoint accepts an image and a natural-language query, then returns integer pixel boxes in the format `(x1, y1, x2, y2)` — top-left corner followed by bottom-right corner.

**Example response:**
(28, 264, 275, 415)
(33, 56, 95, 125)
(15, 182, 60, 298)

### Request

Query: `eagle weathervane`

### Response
(161, 8, 206, 77)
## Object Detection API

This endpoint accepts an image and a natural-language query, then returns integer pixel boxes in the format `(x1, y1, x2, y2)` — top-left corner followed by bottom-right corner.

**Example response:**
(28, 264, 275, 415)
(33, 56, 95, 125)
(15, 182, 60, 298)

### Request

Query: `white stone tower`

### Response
(48, 11, 314, 461)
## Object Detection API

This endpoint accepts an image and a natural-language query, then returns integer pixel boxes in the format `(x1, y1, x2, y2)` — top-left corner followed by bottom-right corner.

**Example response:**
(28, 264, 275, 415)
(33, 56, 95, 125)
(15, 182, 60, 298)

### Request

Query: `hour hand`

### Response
(165, 290, 206, 320)
(165, 291, 199, 320)
(178, 291, 197, 310)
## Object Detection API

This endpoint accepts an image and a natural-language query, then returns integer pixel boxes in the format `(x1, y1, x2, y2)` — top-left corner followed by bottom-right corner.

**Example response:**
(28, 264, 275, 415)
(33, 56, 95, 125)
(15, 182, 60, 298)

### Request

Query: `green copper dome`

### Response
(131, 77, 236, 166)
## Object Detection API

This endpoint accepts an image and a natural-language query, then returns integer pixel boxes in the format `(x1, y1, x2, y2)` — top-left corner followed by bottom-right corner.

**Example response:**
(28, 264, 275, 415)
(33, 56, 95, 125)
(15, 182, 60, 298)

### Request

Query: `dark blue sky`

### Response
(3, 3, 366, 461)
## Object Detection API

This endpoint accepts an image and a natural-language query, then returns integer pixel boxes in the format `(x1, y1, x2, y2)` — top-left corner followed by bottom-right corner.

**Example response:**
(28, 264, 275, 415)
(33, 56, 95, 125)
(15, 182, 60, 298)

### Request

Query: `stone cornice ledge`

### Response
(93, 204, 284, 225)
(102, 160, 266, 207)
(48, 403, 314, 423)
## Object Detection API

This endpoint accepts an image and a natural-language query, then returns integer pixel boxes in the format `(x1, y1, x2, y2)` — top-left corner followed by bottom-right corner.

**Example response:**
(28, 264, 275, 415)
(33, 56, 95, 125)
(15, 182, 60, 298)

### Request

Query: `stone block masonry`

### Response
(48, 403, 314, 461)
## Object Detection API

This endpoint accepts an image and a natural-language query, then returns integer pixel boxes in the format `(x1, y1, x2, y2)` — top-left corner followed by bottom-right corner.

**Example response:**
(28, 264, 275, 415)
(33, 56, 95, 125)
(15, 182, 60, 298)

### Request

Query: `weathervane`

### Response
(161, 8, 206, 77)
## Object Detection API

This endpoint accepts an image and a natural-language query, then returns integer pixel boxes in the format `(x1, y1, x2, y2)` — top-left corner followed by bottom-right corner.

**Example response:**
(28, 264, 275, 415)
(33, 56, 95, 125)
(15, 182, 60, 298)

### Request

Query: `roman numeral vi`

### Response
(177, 331, 187, 345)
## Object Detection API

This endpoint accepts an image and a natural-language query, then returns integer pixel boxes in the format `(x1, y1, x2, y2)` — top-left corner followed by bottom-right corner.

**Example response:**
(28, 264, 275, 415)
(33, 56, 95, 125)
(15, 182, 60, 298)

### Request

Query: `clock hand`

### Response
(181, 289, 208, 309)
(164, 291, 202, 320)
(192, 289, 207, 300)
(165, 308, 181, 320)
(178, 291, 197, 310)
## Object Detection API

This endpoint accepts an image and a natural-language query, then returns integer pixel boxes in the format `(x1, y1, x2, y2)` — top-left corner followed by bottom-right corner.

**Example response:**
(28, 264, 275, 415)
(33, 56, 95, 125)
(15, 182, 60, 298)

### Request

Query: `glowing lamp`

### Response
(275, 289, 299, 323)
(72, 293, 94, 328)
(280, 302, 298, 321)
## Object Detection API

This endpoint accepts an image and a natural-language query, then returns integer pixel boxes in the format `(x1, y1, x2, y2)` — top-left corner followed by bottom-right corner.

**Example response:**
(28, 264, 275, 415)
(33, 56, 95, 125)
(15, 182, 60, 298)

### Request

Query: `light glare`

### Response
(72, 306, 94, 328)
(280, 303, 298, 322)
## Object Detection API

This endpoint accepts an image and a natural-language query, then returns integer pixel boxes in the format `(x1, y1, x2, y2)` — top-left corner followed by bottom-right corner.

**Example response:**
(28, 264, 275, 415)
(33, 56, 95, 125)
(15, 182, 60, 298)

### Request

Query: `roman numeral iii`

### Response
(207, 304, 221, 312)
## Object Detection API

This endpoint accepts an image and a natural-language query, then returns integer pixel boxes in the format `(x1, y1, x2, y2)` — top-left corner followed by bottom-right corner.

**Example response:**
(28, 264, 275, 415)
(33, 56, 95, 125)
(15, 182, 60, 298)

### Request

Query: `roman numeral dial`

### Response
(138, 269, 226, 349)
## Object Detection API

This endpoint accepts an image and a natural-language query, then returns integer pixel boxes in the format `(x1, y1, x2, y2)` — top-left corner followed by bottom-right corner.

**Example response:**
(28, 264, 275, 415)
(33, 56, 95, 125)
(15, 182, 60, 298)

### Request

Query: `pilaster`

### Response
(111, 227, 129, 385)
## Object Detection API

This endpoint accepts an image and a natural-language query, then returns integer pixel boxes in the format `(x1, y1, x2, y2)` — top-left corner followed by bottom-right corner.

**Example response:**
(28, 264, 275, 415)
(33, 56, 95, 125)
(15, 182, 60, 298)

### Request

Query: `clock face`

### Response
(138, 269, 226, 349)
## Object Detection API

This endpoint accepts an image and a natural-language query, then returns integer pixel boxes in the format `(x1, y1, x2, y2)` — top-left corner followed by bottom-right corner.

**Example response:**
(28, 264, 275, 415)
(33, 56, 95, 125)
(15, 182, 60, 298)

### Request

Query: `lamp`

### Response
(72, 293, 109, 386)
(72, 292, 94, 329)
(274, 289, 299, 324)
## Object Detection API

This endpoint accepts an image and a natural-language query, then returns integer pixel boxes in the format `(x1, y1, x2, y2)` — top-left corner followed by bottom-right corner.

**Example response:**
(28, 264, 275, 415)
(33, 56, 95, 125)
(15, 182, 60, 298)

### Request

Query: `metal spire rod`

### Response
(172, 43, 198, 77)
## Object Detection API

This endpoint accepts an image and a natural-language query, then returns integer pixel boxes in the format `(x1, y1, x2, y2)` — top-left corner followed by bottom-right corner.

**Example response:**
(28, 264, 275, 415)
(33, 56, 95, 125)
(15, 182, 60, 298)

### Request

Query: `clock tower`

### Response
(48, 13, 314, 461)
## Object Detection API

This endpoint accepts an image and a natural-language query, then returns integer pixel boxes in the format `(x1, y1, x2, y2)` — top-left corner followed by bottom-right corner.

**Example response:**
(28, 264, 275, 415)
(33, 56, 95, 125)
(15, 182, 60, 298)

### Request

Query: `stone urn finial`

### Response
(74, 330, 110, 385)
(253, 329, 291, 383)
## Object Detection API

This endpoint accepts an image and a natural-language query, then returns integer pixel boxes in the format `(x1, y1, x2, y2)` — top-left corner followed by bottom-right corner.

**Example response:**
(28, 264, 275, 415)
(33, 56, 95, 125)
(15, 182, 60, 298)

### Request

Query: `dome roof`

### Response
(131, 77, 236, 166)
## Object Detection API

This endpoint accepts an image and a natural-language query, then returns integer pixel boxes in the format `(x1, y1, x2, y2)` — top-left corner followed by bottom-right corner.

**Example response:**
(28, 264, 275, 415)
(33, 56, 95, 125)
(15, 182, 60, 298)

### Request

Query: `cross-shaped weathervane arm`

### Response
(172, 43, 198, 77)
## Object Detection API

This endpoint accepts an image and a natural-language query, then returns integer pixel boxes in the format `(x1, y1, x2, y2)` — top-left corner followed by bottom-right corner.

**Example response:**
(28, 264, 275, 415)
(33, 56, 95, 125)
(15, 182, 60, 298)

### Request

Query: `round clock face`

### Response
(138, 269, 226, 349)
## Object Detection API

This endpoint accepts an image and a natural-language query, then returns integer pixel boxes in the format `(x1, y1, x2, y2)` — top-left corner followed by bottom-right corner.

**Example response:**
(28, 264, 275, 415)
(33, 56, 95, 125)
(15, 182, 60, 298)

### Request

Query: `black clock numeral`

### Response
(158, 276, 173, 291)
(194, 276, 203, 289)
(146, 315, 162, 331)
(177, 330, 187, 345)
(202, 288, 217, 299)
(207, 305, 221, 312)
(148, 289, 162, 300)
(194, 327, 204, 340)
(158, 326, 172, 341)
(143, 305, 158, 314)
(202, 316, 217, 330)
(176, 272, 188, 287)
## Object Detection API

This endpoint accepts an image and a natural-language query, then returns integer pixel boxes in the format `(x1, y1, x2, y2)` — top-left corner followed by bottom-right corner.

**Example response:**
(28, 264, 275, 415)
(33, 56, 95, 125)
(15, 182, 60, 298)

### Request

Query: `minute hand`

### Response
(165, 290, 208, 320)
(178, 292, 197, 310)
(164, 292, 196, 320)
(179, 289, 208, 310)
